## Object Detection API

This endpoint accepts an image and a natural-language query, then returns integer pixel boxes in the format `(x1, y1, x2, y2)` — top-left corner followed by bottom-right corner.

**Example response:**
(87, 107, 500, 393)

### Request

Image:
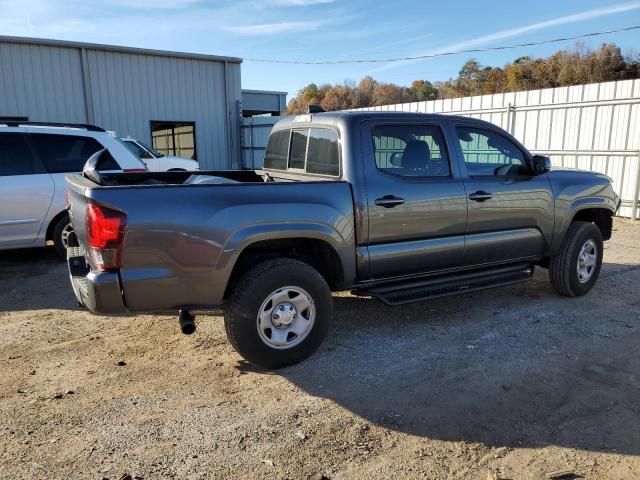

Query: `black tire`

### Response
(549, 221, 603, 297)
(51, 215, 72, 259)
(224, 258, 332, 369)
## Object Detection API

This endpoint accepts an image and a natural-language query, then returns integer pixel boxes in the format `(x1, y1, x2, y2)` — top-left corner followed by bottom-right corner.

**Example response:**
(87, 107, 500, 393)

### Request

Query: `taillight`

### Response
(85, 203, 127, 272)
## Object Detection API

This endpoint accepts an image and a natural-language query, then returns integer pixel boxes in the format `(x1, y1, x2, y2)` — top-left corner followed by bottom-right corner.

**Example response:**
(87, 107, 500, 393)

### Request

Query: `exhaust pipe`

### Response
(178, 310, 196, 335)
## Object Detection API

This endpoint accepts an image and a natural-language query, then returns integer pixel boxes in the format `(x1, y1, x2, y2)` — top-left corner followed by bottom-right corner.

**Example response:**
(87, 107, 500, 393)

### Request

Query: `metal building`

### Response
(0, 36, 243, 169)
(241, 89, 287, 117)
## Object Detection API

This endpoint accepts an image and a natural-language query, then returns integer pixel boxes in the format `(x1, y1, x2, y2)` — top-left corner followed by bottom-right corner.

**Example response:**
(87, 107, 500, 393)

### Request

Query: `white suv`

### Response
(0, 122, 147, 257)
(120, 137, 199, 171)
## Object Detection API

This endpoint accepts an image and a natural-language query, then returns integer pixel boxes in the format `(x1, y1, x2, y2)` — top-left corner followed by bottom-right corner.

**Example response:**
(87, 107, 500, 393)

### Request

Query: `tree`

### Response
(410, 80, 438, 101)
(482, 68, 507, 94)
(355, 76, 376, 107)
(283, 42, 639, 113)
(372, 83, 408, 106)
(320, 85, 354, 111)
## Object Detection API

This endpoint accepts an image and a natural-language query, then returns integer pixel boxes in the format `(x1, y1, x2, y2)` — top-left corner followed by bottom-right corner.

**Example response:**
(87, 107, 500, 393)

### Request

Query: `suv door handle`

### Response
(375, 195, 405, 208)
(468, 191, 493, 202)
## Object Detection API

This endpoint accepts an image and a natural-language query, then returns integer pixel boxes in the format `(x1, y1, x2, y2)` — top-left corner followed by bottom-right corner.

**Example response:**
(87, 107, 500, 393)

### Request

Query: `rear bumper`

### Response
(68, 248, 128, 315)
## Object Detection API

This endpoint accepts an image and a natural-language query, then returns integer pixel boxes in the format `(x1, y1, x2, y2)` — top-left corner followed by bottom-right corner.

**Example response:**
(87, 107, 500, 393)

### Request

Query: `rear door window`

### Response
(30, 134, 119, 173)
(0, 133, 38, 176)
(372, 124, 450, 177)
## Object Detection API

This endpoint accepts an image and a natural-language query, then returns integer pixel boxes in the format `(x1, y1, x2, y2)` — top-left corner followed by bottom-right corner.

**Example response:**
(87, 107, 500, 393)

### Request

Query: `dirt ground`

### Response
(1, 219, 639, 480)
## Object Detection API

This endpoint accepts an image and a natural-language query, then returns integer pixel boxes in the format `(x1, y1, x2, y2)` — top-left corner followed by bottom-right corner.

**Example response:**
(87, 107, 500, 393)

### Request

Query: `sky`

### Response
(1, 0, 639, 99)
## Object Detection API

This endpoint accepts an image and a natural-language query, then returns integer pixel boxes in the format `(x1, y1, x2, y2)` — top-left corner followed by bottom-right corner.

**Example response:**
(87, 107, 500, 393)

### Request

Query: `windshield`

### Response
(137, 139, 164, 158)
(120, 138, 165, 159)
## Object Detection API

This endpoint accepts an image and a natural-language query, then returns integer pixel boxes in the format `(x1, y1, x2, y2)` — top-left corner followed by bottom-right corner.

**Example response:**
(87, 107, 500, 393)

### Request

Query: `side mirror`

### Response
(83, 148, 109, 185)
(532, 155, 551, 175)
(389, 152, 403, 167)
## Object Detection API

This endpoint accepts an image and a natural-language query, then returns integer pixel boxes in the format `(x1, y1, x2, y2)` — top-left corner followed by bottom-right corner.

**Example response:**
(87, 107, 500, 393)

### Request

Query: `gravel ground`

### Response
(1, 218, 639, 480)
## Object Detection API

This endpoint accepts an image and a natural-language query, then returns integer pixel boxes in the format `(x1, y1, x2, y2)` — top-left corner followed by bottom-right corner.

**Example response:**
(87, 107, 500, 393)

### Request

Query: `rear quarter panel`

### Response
(82, 181, 356, 311)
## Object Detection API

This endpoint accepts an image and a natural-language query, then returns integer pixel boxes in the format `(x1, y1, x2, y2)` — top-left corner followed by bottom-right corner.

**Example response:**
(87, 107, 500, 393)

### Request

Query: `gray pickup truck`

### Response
(66, 111, 620, 369)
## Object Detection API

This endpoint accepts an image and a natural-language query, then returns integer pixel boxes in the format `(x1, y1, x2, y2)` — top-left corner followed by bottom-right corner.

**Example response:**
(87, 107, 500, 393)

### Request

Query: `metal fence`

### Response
(241, 79, 640, 218)
(241, 116, 283, 169)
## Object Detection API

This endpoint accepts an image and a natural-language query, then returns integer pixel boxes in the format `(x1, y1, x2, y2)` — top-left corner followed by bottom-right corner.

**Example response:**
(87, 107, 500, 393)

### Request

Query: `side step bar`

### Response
(352, 263, 534, 306)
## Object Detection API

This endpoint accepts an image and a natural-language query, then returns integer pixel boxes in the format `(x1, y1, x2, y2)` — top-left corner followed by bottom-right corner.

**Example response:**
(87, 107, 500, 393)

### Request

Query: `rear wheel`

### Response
(52, 215, 73, 259)
(224, 258, 332, 369)
(549, 221, 603, 297)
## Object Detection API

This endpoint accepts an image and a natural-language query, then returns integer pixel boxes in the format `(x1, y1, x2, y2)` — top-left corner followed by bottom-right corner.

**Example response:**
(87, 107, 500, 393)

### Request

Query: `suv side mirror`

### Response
(389, 152, 403, 167)
(532, 155, 551, 175)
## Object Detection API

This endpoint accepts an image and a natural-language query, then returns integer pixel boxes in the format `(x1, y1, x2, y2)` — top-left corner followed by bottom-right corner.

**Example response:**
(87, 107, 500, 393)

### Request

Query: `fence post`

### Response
(505, 103, 517, 135)
(250, 122, 255, 170)
(632, 153, 640, 221)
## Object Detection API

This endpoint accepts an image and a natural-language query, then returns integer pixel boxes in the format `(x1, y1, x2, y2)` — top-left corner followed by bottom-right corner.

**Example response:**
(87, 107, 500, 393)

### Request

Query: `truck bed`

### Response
(65, 170, 357, 313)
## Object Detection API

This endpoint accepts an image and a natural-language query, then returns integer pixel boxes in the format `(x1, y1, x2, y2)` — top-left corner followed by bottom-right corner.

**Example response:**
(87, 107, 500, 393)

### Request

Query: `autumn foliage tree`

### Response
(286, 42, 638, 114)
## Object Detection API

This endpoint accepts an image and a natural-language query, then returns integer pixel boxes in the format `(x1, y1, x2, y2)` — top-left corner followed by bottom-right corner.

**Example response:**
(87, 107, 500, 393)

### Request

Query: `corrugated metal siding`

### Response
(242, 90, 287, 114)
(0, 42, 86, 122)
(84, 49, 241, 169)
(355, 79, 640, 219)
(0, 38, 242, 169)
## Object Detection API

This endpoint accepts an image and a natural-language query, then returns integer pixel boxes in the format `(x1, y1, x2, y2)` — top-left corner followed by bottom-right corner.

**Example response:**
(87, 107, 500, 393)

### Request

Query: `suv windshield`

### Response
(137, 139, 164, 158)
(121, 138, 164, 159)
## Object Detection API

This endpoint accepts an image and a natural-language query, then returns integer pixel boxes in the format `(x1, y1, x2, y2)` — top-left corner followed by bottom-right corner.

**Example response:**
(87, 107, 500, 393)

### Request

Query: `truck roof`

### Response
(273, 110, 488, 131)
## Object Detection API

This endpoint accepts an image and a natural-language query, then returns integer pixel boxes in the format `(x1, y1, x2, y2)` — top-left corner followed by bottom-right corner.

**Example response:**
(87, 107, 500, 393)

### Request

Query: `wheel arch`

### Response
(571, 207, 613, 240)
(45, 209, 69, 243)
(223, 236, 349, 300)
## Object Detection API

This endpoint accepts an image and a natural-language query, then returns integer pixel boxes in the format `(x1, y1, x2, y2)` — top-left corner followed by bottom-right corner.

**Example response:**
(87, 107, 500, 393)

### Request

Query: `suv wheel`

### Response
(52, 215, 73, 259)
(224, 258, 332, 369)
(549, 221, 603, 297)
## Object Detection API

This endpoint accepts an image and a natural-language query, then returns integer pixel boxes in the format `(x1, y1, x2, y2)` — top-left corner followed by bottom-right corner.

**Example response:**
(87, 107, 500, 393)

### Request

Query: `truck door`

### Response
(0, 129, 54, 247)
(362, 120, 468, 279)
(451, 123, 554, 265)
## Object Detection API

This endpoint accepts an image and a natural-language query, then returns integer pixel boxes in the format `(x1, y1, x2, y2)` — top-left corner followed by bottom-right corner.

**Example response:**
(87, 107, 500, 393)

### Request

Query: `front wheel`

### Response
(224, 258, 332, 369)
(549, 221, 603, 297)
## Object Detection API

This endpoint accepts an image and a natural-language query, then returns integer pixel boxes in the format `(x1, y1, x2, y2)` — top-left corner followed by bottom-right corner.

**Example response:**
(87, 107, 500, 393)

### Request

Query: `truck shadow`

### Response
(0, 248, 77, 312)
(265, 269, 640, 455)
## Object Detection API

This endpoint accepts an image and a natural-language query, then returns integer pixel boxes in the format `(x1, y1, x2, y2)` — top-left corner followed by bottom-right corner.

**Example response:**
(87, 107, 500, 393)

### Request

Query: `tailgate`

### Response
(65, 173, 128, 315)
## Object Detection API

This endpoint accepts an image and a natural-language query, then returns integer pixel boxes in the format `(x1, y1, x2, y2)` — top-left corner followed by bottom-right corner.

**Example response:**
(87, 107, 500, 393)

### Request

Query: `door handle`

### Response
(468, 191, 493, 202)
(375, 195, 405, 208)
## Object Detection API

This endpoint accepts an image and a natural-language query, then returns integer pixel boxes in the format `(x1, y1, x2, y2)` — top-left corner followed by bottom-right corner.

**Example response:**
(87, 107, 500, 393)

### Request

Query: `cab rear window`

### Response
(263, 128, 339, 176)
(263, 130, 289, 170)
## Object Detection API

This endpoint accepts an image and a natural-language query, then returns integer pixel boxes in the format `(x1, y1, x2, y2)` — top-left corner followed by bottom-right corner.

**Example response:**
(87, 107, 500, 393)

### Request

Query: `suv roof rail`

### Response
(0, 121, 106, 132)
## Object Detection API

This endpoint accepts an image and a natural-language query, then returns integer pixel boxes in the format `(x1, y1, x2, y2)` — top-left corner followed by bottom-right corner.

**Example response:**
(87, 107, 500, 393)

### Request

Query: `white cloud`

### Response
(109, 0, 202, 9)
(268, 0, 336, 5)
(224, 21, 322, 35)
(373, 1, 640, 72)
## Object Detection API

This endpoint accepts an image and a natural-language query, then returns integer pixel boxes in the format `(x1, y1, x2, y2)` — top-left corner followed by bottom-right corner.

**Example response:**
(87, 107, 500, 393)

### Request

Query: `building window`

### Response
(150, 121, 197, 160)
